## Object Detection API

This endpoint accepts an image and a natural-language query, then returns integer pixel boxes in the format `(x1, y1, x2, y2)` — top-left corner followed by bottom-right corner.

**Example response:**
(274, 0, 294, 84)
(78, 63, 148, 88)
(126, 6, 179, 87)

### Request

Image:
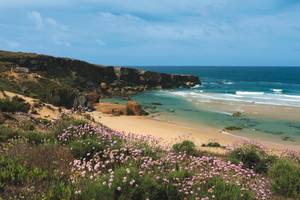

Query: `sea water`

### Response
(122, 67, 300, 144)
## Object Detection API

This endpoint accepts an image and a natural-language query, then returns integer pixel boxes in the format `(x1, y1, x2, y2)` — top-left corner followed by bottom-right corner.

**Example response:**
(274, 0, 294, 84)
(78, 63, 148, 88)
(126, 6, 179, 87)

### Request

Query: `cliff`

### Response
(0, 50, 200, 108)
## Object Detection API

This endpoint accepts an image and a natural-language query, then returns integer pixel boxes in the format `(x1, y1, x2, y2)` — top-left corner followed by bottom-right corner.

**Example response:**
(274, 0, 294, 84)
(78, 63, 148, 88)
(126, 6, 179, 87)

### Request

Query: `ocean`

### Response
(111, 67, 300, 144)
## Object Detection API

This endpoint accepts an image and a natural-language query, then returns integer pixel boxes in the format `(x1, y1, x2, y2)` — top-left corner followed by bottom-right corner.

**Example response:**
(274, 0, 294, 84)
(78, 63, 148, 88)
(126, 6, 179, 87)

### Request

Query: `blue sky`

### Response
(0, 0, 300, 66)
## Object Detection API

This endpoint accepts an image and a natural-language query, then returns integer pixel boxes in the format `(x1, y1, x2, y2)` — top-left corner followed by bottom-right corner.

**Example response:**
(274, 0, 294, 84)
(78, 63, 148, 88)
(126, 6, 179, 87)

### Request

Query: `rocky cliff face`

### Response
(0, 50, 200, 108)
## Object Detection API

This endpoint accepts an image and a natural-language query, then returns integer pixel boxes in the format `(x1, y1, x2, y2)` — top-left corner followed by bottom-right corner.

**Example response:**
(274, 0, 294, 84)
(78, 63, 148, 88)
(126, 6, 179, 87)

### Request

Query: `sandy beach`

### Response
(91, 110, 300, 153)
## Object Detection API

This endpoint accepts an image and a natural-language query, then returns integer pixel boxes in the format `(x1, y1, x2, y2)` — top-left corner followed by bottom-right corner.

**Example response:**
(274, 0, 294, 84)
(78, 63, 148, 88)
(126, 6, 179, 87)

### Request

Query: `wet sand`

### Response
(91, 111, 300, 152)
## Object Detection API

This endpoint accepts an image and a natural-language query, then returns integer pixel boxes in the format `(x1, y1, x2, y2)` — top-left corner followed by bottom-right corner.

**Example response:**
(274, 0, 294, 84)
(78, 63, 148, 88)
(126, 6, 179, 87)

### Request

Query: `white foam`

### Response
(272, 89, 283, 93)
(192, 84, 201, 89)
(223, 81, 234, 85)
(168, 90, 300, 108)
(236, 91, 264, 95)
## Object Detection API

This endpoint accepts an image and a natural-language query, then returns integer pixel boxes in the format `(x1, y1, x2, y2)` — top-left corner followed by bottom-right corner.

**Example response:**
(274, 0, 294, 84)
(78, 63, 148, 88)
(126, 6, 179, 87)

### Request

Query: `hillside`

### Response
(0, 50, 199, 108)
(0, 91, 299, 199)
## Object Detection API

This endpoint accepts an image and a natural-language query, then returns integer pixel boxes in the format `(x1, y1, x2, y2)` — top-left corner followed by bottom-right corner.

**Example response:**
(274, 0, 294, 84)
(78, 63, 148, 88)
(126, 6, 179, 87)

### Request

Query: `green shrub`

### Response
(228, 145, 277, 173)
(0, 155, 48, 192)
(69, 138, 104, 159)
(81, 166, 181, 200)
(202, 142, 222, 148)
(0, 96, 30, 113)
(25, 131, 46, 145)
(0, 156, 28, 190)
(20, 121, 35, 131)
(81, 166, 141, 200)
(197, 177, 255, 200)
(268, 159, 300, 198)
(172, 140, 196, 155)
(46, 181, 74, 200)
(0, 125, 20, 143)
(52, 117, 87, 137)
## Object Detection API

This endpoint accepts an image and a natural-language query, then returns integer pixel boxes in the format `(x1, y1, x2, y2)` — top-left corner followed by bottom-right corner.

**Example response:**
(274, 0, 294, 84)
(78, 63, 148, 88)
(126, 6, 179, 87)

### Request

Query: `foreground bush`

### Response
(67, 125, 271, 199)
(80, 166, 255, 200)
(198, 177, 255, 200)
(1, 122, 273, 200)
(228, 144, 277, 174)
(52, 116, 87, 137)
(268, 159, 300, 198)
(0, 96, 30, 113)
(0, 125, 20, 143)
(0, 156, 48, 196)
(172, 140, 197, 155)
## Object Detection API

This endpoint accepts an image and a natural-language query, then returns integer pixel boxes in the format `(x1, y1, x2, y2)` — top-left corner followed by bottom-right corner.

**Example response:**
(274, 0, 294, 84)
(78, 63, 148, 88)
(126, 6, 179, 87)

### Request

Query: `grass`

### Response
(268, 159, 300, 198)
(0, 96, 30, 113)
(0, 125, 21, 143)
(201, 177, 255, 200)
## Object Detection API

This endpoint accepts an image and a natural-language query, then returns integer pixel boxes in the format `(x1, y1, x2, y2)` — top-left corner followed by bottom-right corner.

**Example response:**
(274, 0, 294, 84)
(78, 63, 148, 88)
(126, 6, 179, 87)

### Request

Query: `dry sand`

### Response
(91, 111, 300, 153)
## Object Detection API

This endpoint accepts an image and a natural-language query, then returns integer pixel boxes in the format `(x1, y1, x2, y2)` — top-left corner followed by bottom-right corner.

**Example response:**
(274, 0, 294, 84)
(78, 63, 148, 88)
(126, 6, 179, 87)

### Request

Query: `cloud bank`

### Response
(0, 0, 300, 65)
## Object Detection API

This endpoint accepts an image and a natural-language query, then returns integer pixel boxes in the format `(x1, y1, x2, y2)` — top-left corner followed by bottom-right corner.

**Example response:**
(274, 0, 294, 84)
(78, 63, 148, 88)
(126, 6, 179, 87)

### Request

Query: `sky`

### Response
(0, 0, 300, 66)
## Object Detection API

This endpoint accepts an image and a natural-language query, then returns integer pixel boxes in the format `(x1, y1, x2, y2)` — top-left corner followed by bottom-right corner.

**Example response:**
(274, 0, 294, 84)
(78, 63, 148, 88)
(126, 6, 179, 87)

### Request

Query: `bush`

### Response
(81, 166, 141, 200)
(7, 143, 73, 178)
(202, 142, 222, 148)
(69, 138, 104, 159)
(0, 125, 20, 143)
(228, 145, 277, 173)
(46, 181, 74, 200)
(172, 140, 196, 155)
(0, 156, 48, 192)
(268, 159, 300, 198)
(25, 131, 46, 145)
(52, 117, 87, 137)
(0, 96, 30, 113)
(198, 177, 255, 200)
(20, 121, 35, 131)
(81, 166, 183, 200)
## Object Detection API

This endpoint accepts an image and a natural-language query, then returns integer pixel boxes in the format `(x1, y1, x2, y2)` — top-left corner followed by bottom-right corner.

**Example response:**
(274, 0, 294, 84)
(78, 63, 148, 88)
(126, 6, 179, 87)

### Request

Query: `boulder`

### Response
(95, 101, 148, 116)
(73, 95, 87, 108)
(100, 82, 109, 90)
(127, 100, 148, 116)
(232, 112, 242, 117)
(95, 102, 128, 115)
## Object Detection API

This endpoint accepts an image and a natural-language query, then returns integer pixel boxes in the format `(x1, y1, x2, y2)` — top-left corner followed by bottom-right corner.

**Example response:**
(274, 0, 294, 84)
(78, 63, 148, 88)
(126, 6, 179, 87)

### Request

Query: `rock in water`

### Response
(232, 112, 242, 117)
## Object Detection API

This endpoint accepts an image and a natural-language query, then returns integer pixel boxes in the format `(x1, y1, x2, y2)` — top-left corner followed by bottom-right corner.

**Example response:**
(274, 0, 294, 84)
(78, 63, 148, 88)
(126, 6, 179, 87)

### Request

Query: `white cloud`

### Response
(1, 0, 300, 65)
(27, 11, 70, 47)
(28, 11, 43, 30)
(96, 39, 106, 46)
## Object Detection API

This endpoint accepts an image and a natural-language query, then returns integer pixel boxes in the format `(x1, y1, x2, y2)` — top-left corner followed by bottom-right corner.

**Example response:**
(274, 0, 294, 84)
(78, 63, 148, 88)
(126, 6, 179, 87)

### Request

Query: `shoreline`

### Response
(91, 111, 300, 153)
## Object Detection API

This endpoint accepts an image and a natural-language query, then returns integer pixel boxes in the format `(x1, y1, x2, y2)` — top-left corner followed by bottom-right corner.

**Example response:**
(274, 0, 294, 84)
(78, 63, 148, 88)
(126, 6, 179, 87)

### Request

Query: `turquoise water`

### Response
(131, 67, 300, 144)
(105, 67, 300, 144)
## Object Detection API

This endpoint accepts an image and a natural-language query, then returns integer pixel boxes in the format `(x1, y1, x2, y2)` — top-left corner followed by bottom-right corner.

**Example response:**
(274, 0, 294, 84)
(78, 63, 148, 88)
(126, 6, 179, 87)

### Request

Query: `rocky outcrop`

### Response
(95, 101, 148, 116)
(127, 100, 148, 116)
(0, 50, 200, 108)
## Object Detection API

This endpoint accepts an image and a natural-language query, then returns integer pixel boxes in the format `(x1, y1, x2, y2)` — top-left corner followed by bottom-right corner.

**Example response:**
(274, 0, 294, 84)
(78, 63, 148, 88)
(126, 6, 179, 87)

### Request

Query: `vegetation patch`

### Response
(268, 159, 300, 198)
(0, 96, 30, 113)
(224, 126, 243, 131)
(202, 142, 224, 148)
(228, 144, 277, 174)
(172, 140, 197, 155)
